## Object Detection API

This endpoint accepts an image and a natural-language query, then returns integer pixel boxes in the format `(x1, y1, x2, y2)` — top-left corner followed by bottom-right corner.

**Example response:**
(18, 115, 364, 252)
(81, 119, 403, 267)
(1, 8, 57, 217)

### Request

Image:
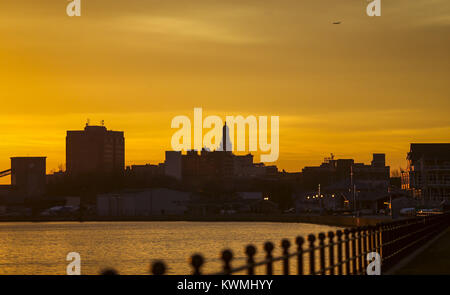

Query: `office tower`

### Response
(66, 124, 124, 176)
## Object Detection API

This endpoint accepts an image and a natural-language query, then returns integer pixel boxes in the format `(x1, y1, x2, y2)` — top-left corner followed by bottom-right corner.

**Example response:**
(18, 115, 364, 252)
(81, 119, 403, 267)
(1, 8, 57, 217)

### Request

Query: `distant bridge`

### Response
(0, 169, 11, 178)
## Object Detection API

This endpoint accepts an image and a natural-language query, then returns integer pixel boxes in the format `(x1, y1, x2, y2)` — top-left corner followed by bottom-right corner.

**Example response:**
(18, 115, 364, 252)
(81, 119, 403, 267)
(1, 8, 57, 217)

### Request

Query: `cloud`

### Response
(116, 15, 264, 45)
(416, 14, 450, 27)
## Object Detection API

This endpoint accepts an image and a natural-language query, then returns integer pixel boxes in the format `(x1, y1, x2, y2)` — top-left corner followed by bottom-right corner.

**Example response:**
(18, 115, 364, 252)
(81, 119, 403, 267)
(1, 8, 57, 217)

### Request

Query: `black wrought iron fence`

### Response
(102, 212, 449, 275)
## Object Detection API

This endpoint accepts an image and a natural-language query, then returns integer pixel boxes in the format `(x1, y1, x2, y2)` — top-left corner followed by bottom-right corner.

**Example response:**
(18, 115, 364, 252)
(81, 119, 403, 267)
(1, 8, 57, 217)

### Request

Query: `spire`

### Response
(218, 122, 232, 152)
(223, 122, 227, 151)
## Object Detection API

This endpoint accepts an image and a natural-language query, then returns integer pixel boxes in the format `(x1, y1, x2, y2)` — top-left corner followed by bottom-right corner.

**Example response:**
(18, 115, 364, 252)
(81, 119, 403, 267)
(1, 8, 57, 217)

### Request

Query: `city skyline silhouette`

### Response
(1, 0, 449, 181)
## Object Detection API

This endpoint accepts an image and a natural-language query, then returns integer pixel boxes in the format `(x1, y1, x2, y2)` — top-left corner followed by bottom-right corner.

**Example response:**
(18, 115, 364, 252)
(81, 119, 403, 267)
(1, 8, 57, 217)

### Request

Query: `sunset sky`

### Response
(1, 0, 449, 183)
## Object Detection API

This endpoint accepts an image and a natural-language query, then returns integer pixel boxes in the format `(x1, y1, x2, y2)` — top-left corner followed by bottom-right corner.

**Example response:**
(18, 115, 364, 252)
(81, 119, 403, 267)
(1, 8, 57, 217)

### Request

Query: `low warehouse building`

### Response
(97, 188, 190, 216)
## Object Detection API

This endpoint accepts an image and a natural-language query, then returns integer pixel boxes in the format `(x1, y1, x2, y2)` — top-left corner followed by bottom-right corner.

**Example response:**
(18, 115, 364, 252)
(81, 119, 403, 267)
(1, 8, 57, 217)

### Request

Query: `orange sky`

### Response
(1, 0, 450, 183)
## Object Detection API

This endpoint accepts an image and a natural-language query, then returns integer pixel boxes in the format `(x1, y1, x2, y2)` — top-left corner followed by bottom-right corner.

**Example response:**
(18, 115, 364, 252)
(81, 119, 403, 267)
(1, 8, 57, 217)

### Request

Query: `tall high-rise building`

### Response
(66, 124, 124, 176)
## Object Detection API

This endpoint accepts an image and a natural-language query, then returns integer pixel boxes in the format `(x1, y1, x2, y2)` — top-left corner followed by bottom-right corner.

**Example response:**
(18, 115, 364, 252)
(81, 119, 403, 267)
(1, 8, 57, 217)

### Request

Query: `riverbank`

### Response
(0, 214, 390, 227)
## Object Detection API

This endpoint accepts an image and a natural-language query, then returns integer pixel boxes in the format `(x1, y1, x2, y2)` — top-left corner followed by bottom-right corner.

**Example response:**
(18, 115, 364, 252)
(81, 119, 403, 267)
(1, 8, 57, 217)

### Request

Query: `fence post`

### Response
(191, 254, 204, 275)
(394, 221, 402, 263)
(375, 223, 381, 256)
(357, 227, 364, 274)
(351, 228, 357, 275)
(318, 233, 326, 275)
(296, 236, 304, 275)
(147, 213, 449, 276)
(367, 225, 373, 253)
(336, 230, 343, 275)
(221, 250, 233, 275)
(344, 229, 350, 275)
(281, 239, 291, 275)
(380, 224, 388, 273)
(404, 220, 411, 257)
(264, 242, 274, 275)
(362, 226, 368, 273)
(308, 234, 316, 275)
(245, 245, 256, 275)
(328, 231, 335, 275)
(387, 222, 393, 269)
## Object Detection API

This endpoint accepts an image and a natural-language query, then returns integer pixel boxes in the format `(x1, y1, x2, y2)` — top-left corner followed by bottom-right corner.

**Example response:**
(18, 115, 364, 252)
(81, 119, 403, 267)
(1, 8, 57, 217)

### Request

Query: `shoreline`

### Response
(0, 214, 389, 227)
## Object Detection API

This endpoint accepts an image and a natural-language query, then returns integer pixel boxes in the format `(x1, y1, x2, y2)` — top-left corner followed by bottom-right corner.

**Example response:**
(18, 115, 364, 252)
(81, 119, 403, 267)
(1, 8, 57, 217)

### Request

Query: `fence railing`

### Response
(102, 212, 449, 275)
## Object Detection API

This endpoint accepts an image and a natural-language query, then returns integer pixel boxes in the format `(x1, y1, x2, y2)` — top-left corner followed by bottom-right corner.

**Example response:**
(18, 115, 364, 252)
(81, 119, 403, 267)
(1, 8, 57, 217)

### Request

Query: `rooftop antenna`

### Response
(325, 153, 335, 163)
(86, 118, 90, 126)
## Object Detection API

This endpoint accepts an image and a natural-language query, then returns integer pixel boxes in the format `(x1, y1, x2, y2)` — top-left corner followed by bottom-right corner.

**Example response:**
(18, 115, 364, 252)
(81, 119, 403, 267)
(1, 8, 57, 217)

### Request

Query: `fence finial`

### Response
(264, 241, 274, 253)
(245, 245, 256, 258)
(328, 231, 335, 275)
(151, 260, 166, 275)
(245, 245, 257, 275)
(100, 268, 119, 275)
(335, 230, 343, 275)
(191, 254, 204, 275)
(318, 233, 326, 274)
(221, 249, 233, 275)
(281, 239, 291, 275)
(328, 231, 335, 239)
(281, 239, 291, 250)
(264, 241, 274, 275)
(296, 236, 305, 275)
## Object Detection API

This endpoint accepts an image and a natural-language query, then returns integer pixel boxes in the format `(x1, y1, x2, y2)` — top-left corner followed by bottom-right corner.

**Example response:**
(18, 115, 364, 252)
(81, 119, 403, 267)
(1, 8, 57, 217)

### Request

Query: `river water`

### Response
(0, 221, 341, 275)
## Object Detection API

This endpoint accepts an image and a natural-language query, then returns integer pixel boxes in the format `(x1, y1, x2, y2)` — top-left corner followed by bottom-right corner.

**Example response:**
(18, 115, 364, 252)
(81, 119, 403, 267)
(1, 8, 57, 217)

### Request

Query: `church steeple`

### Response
(219, 122, 232, 152)
(222, 122, 227, 151)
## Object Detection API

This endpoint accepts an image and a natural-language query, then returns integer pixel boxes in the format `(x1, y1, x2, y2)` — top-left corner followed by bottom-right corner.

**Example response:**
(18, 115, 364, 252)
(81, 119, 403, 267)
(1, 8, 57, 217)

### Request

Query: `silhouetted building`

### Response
(180, 150, 200, 178)
(46, 170, 65, 185)
(401, 143, 450, 200)
(233, 154, 254, 177)
(126, 164, 164, 180)
(66, 124, 124, 176)
(163, 123, 278, 180)
(0, 185, 12, 199)
(372, 153, 386, 167)
(390, 176, 402, 190)
(10, 157, 46, 199)
(353, 159, 390, 192)
(164, 151, 182, 180)
(182, 149, 234, 179)
(301, 153, 390, 211)
(97, 188, 190, 216)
